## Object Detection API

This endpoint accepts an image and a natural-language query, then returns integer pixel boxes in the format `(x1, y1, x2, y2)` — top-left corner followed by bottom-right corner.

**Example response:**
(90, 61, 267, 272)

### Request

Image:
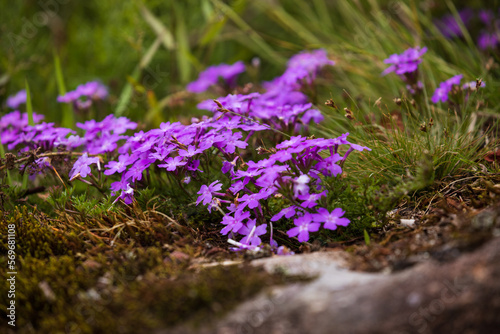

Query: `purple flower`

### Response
(316, 153, 342, 177)
(69, 153, 100, 180)
(431, 74, 463, 103)
(158, 156, 187, 171)
(220, 210, 250, 235)
(286, 213, 320, 242)
(279, 49, 335, 86)
(312, 208, 350, 230)
(237, 191, 270, 210)
(186, 61, 245, 93)
(104, 154, 135, 176)
(298, 191, 327, 209)
(124, 158, 154, 181)
(478, 10, 495, 25)
(112, 183, 135, 205)
(222, 156, 239, 175)
(239, 220, 267, 246)
(58, 81, 108, 109)
(178, 145, 204, 157)
(229, 178, 249, 194)
(276, 135, 306, 149)
(382, 47, 427, 77)
(6, 90, 27, 109)
(434, 9, 474, 38)
(271, 206, 297, 221)
(478, 31, 499, 50)
(219, 131, 248, 154)
(196, 180, 223, 206)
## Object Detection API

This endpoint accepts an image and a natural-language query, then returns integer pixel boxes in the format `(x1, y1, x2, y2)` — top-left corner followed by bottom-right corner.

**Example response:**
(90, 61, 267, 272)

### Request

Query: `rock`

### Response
(168, 237, 500, 334)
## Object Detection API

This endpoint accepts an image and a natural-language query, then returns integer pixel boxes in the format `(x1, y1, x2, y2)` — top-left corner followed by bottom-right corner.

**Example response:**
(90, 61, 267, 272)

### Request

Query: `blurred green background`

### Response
(1, 0, 498, 128)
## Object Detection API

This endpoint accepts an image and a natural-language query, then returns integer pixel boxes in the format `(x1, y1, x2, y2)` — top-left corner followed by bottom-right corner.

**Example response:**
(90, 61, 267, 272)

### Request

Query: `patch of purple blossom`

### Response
(69, 153, 101, 180)
(478, 31, 499, 50)
(431, 74, 463, 104)
(57, 81, 108, 110)
(0, 49, 368, 256)
(382, 47, 427, 77)
(6, 90, 27, 109)
(382, 47, 427, 95)
(196, 50, 334, 134)
(434, 9, 474, 38)
(186, 61, 246, 93)
(194, 132, 370, 252)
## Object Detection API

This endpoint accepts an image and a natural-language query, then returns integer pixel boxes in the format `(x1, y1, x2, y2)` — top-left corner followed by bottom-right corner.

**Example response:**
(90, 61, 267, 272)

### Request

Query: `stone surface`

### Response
(169, 237, 500, 334)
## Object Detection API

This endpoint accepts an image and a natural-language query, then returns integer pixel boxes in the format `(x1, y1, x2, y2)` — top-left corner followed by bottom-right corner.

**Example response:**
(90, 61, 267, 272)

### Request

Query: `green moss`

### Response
(0, 205, 295, 334)
(0, 206, 86, 258)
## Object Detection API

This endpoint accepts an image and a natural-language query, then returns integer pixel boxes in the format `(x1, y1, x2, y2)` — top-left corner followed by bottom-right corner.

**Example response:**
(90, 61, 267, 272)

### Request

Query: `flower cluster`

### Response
(197, 50, 334, 134)
(186, 61, 246, 93)
(57, 81, 108, 110)
(0, 109, 135, 176)
(477, 9, 500, 50)
(195, 133, 370, 251)
(1, 49, 365, 255)
(104, 112, 267, 204)
(435, 8, 500, 50)
(271, 49, 335, 89)
(434, 9, 474, 38)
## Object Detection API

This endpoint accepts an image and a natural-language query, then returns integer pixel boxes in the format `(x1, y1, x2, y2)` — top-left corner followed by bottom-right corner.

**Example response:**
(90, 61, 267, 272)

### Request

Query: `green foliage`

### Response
(46, 186, 75, 212)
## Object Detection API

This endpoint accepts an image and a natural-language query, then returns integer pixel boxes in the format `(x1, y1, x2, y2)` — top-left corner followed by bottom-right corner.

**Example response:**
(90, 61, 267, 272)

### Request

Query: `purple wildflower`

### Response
(178, 145, 203, 158)
(271, 206, 297, 221)
(220, 210, 250, 235)
(196, 180, 223, 206)
(112, 183, 135, 205)
(382, 47, 427, 77)
(431, 74, 463, 103)
(293, 174, 310, 198)
(69, 153, 100, 180)
(237, 193, 264, 210)
(286, 213, 320, 242)
(239, 220, 267, 246)
(186, 61, 245, 93)
(478, 31, 499, 50)
(312, 208, 350, 230)
(158, 156, 187, 171)
(434, 9, 474, 38)
(58, 81, 108, 110)
(298, 191, 327, 209)
(6, 90, 27, 109)
(104, 154, 135, 176)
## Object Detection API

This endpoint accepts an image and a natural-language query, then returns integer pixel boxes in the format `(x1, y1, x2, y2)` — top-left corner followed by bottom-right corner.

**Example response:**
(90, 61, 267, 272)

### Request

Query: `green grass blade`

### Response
(364, 229, 371, 246)
(23, 79, 34, 189)
(114, 38, 161, 117)
(173, 3, 192, 84)
(53, 51, 74, 129)
(257, 1, 322, 46)
(140, 5, 176, 50)
(210, 0, 286, 65)
(0, 140, 12, 186)
(25, 79, 34, 126)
